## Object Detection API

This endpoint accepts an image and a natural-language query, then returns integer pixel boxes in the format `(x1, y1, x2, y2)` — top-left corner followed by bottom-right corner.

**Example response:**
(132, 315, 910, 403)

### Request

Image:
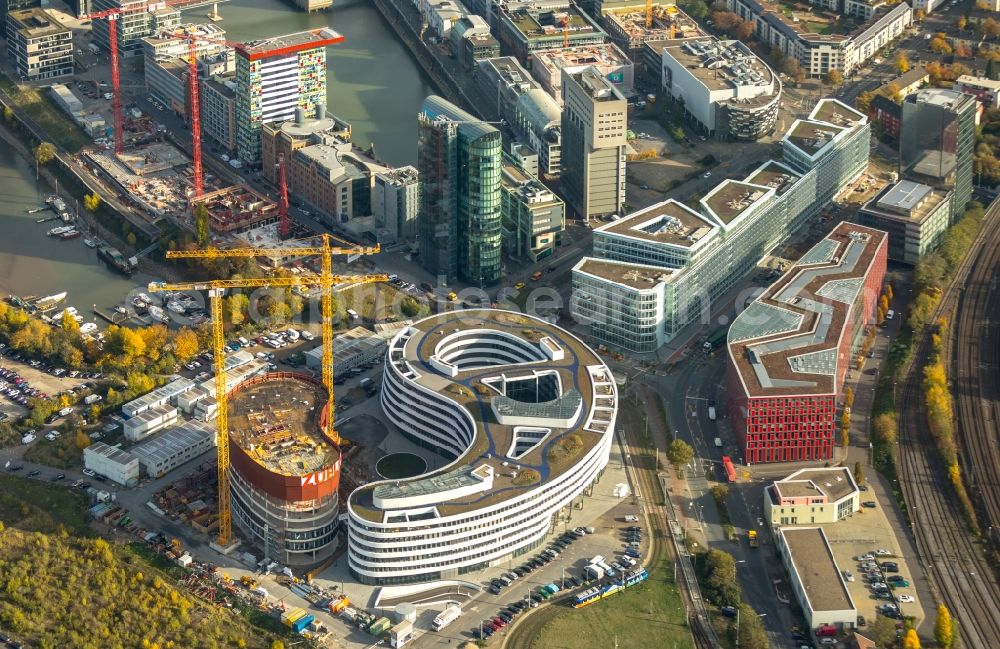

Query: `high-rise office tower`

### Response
(900, 88, 977, 219)
(234, 29, 343, 167)
(2, 0, 39, 23)
(417, 95, 502, 288)
(561, 66, 627, 221)
(91, 0, 179, 56)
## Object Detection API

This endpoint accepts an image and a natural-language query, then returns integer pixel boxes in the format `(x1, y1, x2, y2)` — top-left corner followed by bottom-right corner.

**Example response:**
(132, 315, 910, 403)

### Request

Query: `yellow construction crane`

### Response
(154, 234, 385, 547)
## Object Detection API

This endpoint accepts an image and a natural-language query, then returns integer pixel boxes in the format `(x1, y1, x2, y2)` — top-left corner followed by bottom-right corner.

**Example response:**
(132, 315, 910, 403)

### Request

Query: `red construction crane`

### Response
(277, 153, 291, 238)
(167, 31, 245, 199)
(85, 2, 170, 155)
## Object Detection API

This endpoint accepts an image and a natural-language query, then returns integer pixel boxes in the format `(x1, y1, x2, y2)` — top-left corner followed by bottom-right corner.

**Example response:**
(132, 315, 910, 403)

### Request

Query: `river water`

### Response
(0, 0, 431, 318)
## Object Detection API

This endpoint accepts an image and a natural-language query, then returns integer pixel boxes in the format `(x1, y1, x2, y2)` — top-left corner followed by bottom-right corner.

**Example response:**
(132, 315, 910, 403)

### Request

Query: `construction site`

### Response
(603, 4, 704, 56)
(225, 372, 343, 568)
(192, 184, 281, 233)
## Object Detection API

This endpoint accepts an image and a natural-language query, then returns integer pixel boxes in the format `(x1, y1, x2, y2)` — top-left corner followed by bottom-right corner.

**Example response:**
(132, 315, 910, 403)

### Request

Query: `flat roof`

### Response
(86, 441, 137, 467)
(350, 310, 615, 520)
(957, 74, 1000, 90)
(501, 163, 562, 206)
(728, 223, 887, 398)
(782, 527, 855, 613)
(570, 66, 626, 101)
(810, 98, 867, 128)
(700, 180, 771, 226)
(743, 160, 802, 196)
(130, 420, 214, 466)
(236, 28, 344, 60)
(773, 467, 858, 503)
(861, 180, 949, 225)
(533, 42, 632, 72)
(575, 257, 674, 289)
(663, 37, 774, 95)
(785, 119, 847, 157)
(507, 5, 602, 40)
(8, 8, 69, 38)
(597, 199, 716, 249)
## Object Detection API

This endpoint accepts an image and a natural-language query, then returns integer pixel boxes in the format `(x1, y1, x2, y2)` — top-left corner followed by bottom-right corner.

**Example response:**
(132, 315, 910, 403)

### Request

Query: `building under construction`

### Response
(191, 183, 280, 234)
(602, 5, 704, 64)
(227, 372, 342, 567)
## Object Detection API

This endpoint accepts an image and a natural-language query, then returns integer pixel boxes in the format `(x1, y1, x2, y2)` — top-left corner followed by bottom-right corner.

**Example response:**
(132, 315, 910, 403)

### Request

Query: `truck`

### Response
(359, 377, 374, 390)
(585, 564, 605, 580)
(708, 406, 717, 421)
(714, 437, 723, 448)
(368, 616, 392, 636)
(748, 530, 759, 548)
(722, 456, 737, 483)
(702, 326, 730, 352)
(432, 605, 462, 631)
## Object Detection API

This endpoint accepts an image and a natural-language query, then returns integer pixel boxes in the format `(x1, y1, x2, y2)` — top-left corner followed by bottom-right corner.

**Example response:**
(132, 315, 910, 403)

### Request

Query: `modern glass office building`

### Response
(417, 96, 502, 288)
(900, 88, 977, 220)
(571, 99, 870, 353)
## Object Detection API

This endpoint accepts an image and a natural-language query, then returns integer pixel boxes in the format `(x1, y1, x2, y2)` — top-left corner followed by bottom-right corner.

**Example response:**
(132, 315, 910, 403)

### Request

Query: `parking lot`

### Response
(821, 490, 925, 636)
(0, 345, 89, 421)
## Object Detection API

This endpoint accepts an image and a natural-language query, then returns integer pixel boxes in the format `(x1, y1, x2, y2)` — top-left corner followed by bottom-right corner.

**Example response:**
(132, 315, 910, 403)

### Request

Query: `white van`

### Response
(885, 309, 894, 320)
(300, 330, 315, 341)
(346, 309, 360, 320)
(238, 336, 250, 347)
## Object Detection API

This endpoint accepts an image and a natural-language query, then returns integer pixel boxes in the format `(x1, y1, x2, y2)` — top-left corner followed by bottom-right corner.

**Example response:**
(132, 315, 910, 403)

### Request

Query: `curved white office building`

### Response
(347, 310, 618, 585)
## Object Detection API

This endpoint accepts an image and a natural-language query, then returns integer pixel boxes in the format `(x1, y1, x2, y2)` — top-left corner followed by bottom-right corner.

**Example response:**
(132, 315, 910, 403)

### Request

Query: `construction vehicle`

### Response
(153, 235, 385, 547)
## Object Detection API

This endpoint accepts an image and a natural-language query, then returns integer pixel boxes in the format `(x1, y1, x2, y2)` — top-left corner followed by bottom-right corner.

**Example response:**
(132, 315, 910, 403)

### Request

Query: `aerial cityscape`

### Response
(0, 0, 997, 646)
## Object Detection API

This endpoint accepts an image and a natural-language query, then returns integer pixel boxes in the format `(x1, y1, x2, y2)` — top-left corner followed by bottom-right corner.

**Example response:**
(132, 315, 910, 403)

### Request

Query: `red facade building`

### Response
(726, 223, 888, 464)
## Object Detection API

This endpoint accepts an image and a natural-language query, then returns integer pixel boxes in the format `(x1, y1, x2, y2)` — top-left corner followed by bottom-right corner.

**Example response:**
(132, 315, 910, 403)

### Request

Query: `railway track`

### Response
(896, 199, 1000, 649)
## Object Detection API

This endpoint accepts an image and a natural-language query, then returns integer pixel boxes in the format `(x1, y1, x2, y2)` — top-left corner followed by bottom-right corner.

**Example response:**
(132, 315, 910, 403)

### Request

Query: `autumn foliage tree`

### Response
(902, 628, 921, 649)
(935, 604, 954, 649)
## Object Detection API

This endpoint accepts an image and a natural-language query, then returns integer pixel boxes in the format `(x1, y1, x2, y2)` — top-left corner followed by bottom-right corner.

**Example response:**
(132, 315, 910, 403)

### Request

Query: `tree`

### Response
(83, 193, 101, 213)
(734, 602, 768, 649)
(885, 283, 894, 302)
(957, 15, 968, 30)
(666, 438, 695, 471)
(844, 387, 854, 409)
(400, 296, 421, 317)
(685, 0, 709, 19)
(895, 52, 910, 74)
(271, 642, 285, 649)
(854, 461, 864, 485)
(902, 628, 921, 649)
(930, 35, 953, 54)
(734, 18, 754, 42)
(33, 142, 56, 165)
(75, 429, 91, 450)
(193, 203, 210, 247)
(2, 106, 13, 123)
(855, 90, 876, 112)
(825, 69, 844, 86)
(780, 58, 805, 84)
(61, 309, 80, 334)
(126, 232, 137, 247)
(935, 604, 954, 648)
(879, 295, 890, 313)
(173, 328, 199, 362)
(710, 484, 730, 502)
(914, 8, 925, 21)
(872, 413, 896, 445)
(870, 616, 898, 647)
(225, 293, 249, 327)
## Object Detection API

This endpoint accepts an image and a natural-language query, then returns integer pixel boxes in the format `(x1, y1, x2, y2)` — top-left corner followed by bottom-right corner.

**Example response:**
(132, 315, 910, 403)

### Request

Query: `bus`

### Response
(722, 456, 737, 483)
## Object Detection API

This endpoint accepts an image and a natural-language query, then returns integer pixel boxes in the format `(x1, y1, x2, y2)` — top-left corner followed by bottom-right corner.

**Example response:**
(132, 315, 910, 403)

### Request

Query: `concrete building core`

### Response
(228, 373, 341, 568)
(192, 184, 280, 234)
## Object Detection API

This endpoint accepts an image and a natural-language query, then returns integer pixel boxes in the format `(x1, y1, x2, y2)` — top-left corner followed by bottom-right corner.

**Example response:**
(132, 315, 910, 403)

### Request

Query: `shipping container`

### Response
(289, 614, 314, 633)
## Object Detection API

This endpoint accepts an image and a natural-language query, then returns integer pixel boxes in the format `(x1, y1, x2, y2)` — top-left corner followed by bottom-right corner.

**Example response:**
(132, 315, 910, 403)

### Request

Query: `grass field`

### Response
(338, 283, 427, 322)
(23, 433, 81, 469)
(0, 74, 91, 153)
(529, 556, 692, 649)
(0, 473, 91, 534)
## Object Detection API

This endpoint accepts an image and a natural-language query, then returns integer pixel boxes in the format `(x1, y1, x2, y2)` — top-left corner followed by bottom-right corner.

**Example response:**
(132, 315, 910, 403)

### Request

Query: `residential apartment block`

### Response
(417, 95, 503, 288)
(561, 66, 627, 220)
(5, 8, 73, 81)
(726, 0, 910, 78)
(726, 223, 887, 464)
(955, 75, 1000, 109)
(571, 99, 870, 353)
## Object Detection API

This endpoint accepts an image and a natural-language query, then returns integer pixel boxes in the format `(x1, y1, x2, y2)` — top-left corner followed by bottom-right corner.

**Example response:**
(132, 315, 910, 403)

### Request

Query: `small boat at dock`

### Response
(32, 292, 67, 311)
(47, 226, 73, 237)
(83, 238, 97, 248)
(58, 230, 80, 240)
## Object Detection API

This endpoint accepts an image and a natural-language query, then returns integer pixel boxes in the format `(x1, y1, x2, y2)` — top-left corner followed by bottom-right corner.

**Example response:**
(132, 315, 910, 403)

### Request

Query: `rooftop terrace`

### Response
(507, 5, 600, 39)
(744, 160, 801, 196)
(576, 258, 673, 288)
(785, 119, 848, 157)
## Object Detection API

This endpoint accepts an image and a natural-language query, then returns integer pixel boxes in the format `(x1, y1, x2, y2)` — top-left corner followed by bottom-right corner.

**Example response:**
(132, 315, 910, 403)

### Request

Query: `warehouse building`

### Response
(764, 467, 860, 526)
(660, 37, 780, 141)
(130, 420, 216, 479)
(726, 223, 887, 464)
(5, 8, 73, 81)
(776, 527, 857, 631)
(124, 404, 179, 442)
(857, 180, 951, 265)
(122, 377, 194, 418)
(83, 442, 140, 487)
